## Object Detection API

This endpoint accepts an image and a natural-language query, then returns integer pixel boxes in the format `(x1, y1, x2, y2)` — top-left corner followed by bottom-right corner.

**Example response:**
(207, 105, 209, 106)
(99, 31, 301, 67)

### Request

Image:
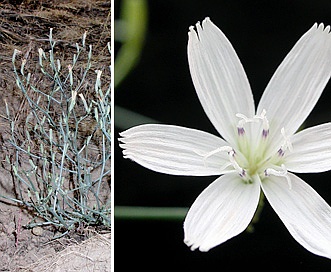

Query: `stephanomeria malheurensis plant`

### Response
(119, 17, 331, 258)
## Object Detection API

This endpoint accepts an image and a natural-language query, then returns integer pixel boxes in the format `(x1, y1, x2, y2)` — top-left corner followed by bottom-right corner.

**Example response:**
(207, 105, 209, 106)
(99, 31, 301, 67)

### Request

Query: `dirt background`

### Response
(0, 1, 111, 271)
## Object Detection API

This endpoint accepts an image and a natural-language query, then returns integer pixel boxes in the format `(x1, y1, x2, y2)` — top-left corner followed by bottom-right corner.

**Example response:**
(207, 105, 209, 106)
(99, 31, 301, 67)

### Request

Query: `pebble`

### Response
(31, 226, 43, 236)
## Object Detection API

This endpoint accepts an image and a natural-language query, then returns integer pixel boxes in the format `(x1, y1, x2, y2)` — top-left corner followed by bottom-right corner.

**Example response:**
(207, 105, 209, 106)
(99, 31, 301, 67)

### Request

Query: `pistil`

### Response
(264, 164, 292, 189)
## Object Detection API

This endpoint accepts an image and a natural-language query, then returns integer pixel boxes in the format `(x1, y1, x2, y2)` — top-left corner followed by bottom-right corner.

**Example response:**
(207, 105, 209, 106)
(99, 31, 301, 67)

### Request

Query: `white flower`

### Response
(119, 17, 331, 258)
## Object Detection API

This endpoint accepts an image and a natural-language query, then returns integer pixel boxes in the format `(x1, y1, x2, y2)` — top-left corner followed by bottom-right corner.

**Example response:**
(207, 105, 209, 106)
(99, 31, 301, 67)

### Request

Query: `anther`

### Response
(262, 129, 269, 138)
(237, 127, 245, 136)
(277, 148, 285, 157)
(239, 169, 246, 178)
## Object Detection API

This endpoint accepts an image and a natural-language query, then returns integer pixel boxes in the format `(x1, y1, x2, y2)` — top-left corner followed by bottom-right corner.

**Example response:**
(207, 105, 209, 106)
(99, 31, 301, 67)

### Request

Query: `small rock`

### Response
(31, 226, 43, 236)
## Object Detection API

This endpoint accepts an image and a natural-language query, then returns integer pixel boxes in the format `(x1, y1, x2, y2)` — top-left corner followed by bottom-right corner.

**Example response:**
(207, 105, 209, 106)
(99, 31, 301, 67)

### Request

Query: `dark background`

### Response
(115, 1, 331, 270)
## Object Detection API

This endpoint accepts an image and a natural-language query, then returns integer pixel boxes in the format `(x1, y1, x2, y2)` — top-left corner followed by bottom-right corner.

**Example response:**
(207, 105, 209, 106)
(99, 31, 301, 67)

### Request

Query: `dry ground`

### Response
(0, 1, 111, 271)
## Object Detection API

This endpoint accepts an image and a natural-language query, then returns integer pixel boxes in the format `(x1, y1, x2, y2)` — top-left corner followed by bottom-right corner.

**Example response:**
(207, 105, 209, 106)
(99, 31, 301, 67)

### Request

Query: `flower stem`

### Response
(115, 0, 148, 87)
(115, 206, 188, 221)
(246, 191, 265, 233)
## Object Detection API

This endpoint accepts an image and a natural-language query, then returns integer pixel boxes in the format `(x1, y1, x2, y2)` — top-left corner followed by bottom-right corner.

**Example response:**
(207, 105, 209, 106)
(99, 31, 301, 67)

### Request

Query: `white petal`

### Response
(188, 17, 255, 144)
(119, 124, 230, 176)
(184, 173, 260, 251)
(257, 23, 331, 151)
(261, 173, 331, 259)
(286, 123, 331, 173)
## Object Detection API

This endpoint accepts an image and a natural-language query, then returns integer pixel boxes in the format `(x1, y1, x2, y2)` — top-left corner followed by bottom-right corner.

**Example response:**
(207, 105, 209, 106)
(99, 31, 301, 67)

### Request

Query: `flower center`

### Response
(204, 110, 292, 185)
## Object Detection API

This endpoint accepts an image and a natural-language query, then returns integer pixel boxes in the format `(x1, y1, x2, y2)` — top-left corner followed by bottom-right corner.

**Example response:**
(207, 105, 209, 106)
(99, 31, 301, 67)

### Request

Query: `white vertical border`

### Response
(110, 0, 114, 270)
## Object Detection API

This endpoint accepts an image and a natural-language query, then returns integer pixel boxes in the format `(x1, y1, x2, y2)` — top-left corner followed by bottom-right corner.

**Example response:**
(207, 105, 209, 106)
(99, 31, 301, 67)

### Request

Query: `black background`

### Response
(115, 1, 331, 270)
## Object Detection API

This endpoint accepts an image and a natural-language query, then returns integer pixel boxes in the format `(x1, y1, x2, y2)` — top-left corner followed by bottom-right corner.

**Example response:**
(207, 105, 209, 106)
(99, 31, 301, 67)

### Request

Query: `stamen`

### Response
(264, 164, 292, 189)
(228, 150, 247, 179)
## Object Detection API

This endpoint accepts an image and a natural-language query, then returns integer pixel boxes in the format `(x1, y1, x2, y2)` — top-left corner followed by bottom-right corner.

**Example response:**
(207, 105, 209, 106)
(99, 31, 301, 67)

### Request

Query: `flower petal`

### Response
(257, 23, 331, 149)
(184, 173, 260, 251)
(188, 17, 255, 144)
(286, 123, 331, 173)
(119, 124, 230, 176)
(261, 173, 331, 259)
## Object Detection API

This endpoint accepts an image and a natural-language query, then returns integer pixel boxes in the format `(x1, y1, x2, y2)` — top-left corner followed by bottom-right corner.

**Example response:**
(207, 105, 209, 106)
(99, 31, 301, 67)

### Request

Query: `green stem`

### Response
(115, 0, 148, 87)
(115, 206, 188, 221)
(246, 190, 265, 233)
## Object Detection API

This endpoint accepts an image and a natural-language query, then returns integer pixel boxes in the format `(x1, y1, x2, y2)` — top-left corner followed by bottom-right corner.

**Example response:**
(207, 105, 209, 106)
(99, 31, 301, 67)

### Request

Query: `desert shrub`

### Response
(4, 29, 111, 235)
